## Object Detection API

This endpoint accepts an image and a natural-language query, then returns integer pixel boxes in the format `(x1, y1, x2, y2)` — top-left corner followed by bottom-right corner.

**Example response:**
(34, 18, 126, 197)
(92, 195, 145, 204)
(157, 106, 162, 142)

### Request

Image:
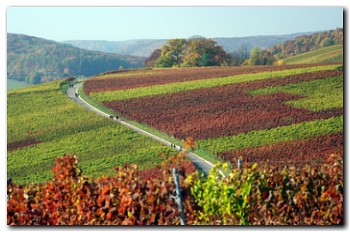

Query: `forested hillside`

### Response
(7, 33, 144, 84)
(64, 32, 311, 57)
(268, 28, 343, 59)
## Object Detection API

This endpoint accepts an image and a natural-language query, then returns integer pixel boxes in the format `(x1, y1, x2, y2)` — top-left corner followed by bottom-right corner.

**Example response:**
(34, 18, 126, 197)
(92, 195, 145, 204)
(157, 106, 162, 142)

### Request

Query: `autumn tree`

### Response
(156, 39, 187, 67)
(183, 36, 229, 67)
(147, 36, 230, 68)
(266, 28, 343, 59)
(144, 49, 162, 67)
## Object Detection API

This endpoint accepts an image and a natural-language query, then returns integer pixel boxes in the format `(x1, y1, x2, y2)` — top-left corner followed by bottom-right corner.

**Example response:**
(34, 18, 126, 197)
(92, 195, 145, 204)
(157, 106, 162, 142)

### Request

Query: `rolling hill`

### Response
(281, 44, 343, 64)
(64, 32, 313, 57)
(7, 33, 145, 84)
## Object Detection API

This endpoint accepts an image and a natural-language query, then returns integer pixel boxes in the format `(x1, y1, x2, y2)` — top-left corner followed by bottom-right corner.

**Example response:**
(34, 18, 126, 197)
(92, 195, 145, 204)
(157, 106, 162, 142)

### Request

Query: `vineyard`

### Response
(7, 62, 344, 225)
(82, 64, 343, 169)
(84, 64, 326, 94)
(7, 80, 176, 184)
(103, 70, 342, 140)
(87, 64, 339, 102)
(282, 44, 344, 65)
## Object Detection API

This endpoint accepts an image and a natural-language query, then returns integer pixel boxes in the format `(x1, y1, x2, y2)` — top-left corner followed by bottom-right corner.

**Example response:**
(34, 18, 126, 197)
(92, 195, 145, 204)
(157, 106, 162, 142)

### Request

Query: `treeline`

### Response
(145, 28, 343, 68)
(144, 36, 230, 68)
(7, 33, 144, 84)
(268, 28, 343, 59)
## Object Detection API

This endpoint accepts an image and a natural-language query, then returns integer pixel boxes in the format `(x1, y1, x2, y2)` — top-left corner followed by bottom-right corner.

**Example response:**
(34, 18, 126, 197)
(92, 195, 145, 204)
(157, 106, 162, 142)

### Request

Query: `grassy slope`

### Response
(197, 116, 343, 154)
(282, 45, 343, 64)
(89, 65, 339, 102)
(7, 79, 33, 90)
(7, 80, 174, 185)
(250, 75, 343, 111)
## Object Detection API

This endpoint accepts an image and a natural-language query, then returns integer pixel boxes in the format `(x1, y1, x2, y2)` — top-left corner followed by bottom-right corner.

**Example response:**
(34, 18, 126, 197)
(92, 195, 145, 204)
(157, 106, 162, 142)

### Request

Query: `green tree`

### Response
(29, 72, 42, 84)
(321, 38, 335, 47)
(248, 46, 261, 65)
(248, 47, 275, 66)
(156, 39, 187, 67)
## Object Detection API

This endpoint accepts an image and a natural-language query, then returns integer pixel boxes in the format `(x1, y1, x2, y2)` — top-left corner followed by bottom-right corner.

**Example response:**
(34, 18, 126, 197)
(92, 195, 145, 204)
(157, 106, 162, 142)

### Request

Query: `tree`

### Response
(228, 44, 250, 66)
(183, 36, 229, 67)
(144, 49, 162, 67)
(150, 36, 230, 68)
(321, 38, 335, 47)
(248, 46, 261, 65)
(238, 44, 250, 63)
(29, 72, 42, 84)
(156, 39, 187, 67)
(248, 47, 275, 66)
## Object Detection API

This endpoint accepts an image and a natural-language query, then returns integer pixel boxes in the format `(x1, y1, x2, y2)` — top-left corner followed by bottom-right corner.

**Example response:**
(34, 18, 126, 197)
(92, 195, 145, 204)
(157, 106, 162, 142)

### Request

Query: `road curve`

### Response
(67, 83, 224, 177)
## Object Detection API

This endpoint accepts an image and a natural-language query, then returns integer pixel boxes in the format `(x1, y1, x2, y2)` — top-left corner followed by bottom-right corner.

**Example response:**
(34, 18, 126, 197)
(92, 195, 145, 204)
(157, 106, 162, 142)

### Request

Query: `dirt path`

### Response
(67, 83, 224, 177)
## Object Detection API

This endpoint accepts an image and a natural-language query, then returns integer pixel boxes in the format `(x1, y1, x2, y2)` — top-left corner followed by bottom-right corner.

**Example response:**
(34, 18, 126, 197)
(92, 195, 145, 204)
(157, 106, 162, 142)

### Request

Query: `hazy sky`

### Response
(7, 6, 344, 42)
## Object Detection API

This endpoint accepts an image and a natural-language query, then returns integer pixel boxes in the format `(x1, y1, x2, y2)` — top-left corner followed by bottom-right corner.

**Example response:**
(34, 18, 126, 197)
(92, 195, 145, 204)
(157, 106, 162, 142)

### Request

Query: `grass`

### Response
(8, 124, 174, 185)
(197, 116, 343, 154)
(78, 84, 223, 165)
(7, 80, 176, 185)
(7, 79, 33, 91)
(282, 45, 343, 65)
(250, 75, 343, 111)
(89, 64, 339, 102)
(7, 84, 108, 143)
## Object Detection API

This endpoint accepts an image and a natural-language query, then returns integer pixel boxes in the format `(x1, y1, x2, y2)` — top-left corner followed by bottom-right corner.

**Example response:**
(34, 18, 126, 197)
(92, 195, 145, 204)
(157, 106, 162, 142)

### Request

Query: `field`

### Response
(7, 80, 176, 184)
(282, 44, 343, 64)
(83, 64, 343, 168)
(7, 64, 344, 225)
(87, 64, 339, 102)
(7, 79, 33, 90)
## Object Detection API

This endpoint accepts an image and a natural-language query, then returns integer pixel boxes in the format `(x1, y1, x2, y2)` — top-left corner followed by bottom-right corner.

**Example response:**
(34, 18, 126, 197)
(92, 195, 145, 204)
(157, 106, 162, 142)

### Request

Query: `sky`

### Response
(7, 6, 344, 42)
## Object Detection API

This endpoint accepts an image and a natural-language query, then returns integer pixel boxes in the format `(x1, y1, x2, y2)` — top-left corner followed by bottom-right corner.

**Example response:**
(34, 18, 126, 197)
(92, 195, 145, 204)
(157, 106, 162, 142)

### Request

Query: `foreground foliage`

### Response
(191, 154, 343, 225)
(7, 153, 198, 225)
(8, 153, 343, 225)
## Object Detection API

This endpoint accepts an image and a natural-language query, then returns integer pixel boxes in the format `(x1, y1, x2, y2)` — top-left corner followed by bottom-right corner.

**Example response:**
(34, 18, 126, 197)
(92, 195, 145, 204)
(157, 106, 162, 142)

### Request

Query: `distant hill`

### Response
(64, 39, 167, 58)
(282, 44, 343, 65)
(63, 32, 313, 57)
(7, 33, 145, 84)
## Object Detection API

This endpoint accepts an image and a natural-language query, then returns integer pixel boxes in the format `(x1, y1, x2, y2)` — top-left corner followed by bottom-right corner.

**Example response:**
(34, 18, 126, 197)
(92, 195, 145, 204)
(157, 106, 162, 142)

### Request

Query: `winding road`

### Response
(67, 83, 224, 177)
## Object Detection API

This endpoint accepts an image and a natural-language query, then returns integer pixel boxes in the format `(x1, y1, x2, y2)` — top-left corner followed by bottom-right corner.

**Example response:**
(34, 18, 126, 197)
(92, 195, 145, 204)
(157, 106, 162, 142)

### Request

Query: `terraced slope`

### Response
(282, 44, 343, 64)
(82, 64, 343, 168)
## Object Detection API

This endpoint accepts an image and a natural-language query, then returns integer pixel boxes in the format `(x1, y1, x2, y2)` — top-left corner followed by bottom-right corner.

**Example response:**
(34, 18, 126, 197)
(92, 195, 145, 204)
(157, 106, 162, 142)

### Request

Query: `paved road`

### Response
(67, 83, 224, 177)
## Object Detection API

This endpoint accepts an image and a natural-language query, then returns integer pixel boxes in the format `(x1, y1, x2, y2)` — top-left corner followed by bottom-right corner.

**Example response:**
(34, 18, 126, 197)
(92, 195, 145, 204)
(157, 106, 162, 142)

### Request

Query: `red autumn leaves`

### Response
(103, 70, 342, 140)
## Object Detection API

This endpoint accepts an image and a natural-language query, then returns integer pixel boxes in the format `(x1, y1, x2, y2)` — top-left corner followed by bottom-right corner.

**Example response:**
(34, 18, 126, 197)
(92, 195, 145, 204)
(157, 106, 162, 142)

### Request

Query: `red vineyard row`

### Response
(217, 132, 343, 169)
(84, 64, 328, 94)
(104, 70, 342, 140)
(7, 138, 41, 152)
